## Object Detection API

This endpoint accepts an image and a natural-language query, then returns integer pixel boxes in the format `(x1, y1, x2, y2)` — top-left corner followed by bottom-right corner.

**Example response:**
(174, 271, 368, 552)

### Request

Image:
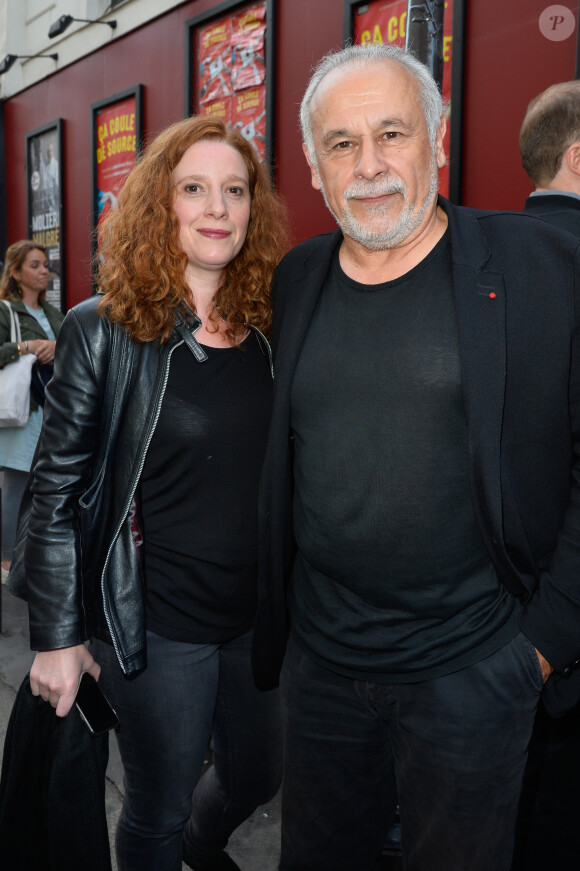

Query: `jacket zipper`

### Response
(249, 325, 273, 378)
(100, 338, 184, 672)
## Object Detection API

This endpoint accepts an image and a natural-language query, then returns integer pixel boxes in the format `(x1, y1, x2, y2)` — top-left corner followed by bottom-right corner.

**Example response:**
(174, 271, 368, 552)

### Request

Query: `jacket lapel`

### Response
(444, 200, 519, 583)
(273, 231, 341, 395)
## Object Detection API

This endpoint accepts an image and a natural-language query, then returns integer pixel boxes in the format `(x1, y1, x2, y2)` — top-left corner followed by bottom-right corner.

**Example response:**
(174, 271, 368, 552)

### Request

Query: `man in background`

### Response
(511, 80, 580, 871)
(519, 80, 580, 234)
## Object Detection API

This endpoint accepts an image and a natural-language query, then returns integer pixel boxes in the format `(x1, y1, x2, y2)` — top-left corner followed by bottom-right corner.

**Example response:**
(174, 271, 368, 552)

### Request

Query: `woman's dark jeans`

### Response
(93, 628, 282, 871)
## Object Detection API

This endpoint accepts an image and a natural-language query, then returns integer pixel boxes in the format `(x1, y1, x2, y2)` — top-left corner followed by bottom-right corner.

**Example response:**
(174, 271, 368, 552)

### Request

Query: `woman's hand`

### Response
(26, 339, 56, 364)
(29, 645, 101, 717)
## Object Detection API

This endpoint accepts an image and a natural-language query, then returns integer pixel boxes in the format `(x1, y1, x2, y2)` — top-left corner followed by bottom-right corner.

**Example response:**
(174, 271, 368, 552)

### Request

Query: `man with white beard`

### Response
(252, 43, 580, 870)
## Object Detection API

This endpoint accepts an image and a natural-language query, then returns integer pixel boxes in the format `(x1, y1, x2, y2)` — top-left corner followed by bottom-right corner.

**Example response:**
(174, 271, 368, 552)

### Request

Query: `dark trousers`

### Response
(93, 629, 282, 871)
(279, 633, 542, 871)
(512, 699, 580, 870)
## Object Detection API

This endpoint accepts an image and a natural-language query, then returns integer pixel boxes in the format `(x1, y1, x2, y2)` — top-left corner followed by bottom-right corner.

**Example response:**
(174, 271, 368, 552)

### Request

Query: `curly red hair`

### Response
(97, 116, 288, 342)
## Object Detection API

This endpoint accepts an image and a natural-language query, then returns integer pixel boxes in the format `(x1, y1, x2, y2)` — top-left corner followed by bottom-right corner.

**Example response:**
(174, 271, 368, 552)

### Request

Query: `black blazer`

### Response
(524, 192, 580, 237)
(253, 197, 580, 716)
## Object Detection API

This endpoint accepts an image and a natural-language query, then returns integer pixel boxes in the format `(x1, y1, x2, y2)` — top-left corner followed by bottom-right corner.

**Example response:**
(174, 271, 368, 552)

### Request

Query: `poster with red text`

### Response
(196, 2, 268, 160)
(354, 0, 454, 196)
(355, 0, 408, 46)
(95, 95, 137, 227)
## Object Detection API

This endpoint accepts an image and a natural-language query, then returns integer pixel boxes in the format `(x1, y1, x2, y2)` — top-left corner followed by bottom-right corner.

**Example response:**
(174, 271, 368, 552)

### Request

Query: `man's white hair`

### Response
(300, 43, 444, 166)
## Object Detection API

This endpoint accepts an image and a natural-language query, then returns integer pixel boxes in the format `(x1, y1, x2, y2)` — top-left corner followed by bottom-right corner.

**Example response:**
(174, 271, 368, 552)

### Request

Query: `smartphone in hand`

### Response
(75, 673, 119, 735)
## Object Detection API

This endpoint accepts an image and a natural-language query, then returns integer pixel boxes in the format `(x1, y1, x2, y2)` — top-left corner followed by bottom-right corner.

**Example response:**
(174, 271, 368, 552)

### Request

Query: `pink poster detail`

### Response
(199, 18, 233, 102)
(231, 4, 266, 91)
(232, 86, 266, 160)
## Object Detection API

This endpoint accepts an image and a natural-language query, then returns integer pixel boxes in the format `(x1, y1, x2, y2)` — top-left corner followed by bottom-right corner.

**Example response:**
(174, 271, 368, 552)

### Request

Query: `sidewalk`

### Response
(0, 584, 281, 870)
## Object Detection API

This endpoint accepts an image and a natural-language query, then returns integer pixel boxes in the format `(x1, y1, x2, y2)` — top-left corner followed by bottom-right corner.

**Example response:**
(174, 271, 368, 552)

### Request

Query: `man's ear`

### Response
(435, 115, 447, 170)
(565, 141, 580, 177)
(303, 143, 322, 191)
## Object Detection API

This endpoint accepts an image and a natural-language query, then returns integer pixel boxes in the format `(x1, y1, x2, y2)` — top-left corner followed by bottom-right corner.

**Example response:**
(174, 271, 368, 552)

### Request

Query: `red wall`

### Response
(274, 0, 340, 242)
(4, 0, 580, 307)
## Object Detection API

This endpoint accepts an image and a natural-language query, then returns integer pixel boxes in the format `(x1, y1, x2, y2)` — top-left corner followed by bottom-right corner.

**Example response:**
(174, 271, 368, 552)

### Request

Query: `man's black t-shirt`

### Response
(289, 232, 518, 681)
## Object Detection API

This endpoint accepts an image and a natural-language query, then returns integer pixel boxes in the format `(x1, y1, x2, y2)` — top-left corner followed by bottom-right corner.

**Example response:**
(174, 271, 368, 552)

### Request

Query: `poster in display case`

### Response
(91, 85, 143, 264)
(26, 119, 65, 311)
(185, 0, 276, 167)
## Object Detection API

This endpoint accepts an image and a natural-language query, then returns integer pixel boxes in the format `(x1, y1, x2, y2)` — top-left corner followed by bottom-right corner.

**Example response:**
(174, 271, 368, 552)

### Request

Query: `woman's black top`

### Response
(140, 331, 272, 643)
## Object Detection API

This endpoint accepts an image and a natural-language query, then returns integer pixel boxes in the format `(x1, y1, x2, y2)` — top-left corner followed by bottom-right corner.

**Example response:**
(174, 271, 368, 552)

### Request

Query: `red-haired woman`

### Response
(23, 117, 288, 871)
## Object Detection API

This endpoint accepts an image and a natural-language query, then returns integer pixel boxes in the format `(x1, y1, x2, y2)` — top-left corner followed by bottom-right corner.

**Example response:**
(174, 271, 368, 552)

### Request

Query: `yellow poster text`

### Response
(97, 134, 136, 164)
(32, 228, 60, 247)
(236, 90, 260, 112)
(360, 13, 407, 45)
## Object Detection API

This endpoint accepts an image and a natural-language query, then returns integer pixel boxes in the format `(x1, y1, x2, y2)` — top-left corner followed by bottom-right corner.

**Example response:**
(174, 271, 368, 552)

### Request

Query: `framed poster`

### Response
(90, 85, 143, 263)
(185, 0, 276, 167)
(342, 0, 465, 203)
(25, 119, 65, 311)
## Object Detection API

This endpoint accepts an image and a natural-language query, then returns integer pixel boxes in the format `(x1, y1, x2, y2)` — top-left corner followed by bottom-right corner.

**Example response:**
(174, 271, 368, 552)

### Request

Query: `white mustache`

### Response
(344, 179, 406, 200)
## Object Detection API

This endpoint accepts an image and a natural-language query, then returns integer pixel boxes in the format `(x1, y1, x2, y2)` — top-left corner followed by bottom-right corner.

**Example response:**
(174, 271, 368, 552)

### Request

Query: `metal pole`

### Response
(405, 0, 445, 92)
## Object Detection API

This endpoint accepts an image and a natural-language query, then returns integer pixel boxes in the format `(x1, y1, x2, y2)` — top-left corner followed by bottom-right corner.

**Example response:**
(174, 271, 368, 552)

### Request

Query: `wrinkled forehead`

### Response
(309, 60, 425, 140)
(309, 61, 428, 160)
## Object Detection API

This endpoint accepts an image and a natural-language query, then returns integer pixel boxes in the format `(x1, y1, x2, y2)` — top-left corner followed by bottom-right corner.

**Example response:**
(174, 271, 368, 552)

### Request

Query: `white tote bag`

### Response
(0, 300, 37, 427)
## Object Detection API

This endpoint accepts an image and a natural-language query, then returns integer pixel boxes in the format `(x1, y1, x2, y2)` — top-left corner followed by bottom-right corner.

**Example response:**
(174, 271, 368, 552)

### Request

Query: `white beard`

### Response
(319, 156, 440, 251)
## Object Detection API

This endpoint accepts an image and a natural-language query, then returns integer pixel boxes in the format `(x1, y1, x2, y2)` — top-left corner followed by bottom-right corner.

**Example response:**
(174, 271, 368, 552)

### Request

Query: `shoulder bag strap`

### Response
(0, 299, 21, 344)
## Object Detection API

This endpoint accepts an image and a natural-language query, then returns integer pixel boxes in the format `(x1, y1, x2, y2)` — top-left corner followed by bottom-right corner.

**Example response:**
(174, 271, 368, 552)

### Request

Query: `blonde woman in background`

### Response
(0, 240, 63, 579)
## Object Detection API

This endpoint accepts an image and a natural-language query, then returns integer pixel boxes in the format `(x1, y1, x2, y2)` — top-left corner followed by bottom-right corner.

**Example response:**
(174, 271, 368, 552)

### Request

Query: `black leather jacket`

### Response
(21, 295, 272, 676)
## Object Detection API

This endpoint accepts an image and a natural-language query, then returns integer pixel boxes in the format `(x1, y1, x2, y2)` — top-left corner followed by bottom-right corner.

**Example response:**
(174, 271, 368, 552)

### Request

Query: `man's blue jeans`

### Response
(279, 631, 542, 871)
(93, 628, 282, 871)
